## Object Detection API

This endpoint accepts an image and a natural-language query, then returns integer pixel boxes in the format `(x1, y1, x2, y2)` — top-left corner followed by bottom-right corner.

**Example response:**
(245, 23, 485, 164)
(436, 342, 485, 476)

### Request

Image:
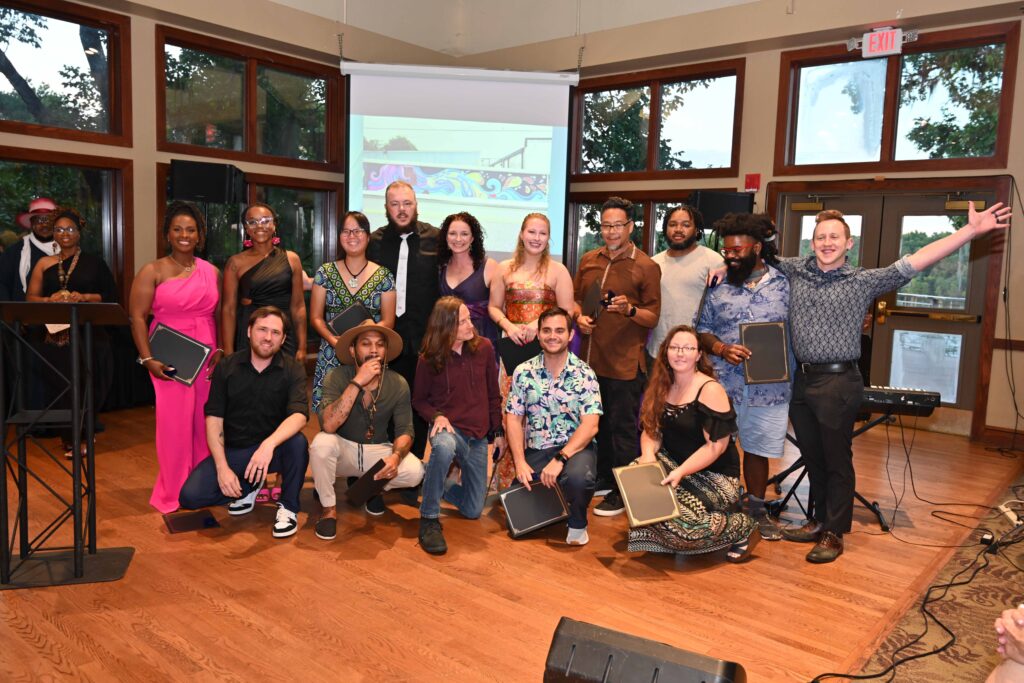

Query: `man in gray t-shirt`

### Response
(647, 204, 724, 359)
(308, 321, 424, 540)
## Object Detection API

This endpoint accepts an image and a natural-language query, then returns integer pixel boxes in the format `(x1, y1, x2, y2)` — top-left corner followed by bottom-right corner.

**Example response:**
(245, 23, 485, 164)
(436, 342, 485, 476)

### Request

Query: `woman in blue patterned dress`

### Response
(310, 211, 396, 414)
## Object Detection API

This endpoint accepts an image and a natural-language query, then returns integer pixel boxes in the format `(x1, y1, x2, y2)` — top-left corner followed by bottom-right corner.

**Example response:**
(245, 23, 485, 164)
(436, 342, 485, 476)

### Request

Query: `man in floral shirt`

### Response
(697, 213, 791, 542)
(505, 307, 603, 546)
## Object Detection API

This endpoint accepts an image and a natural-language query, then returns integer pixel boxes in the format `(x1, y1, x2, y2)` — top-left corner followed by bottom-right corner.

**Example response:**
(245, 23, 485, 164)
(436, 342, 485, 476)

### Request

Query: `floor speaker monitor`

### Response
(169, 160, 244, 204)
(545, 617, 746, 683)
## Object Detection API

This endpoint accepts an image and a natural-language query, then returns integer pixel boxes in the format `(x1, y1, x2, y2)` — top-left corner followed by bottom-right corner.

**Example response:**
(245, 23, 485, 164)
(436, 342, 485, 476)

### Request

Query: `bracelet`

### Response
(136, 356, 154, 365)
(349, 379, 365, 391)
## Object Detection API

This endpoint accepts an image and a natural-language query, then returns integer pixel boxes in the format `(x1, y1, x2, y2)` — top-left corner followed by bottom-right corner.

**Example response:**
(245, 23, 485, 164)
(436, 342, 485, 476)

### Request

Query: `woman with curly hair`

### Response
(628, 324, 759, 561)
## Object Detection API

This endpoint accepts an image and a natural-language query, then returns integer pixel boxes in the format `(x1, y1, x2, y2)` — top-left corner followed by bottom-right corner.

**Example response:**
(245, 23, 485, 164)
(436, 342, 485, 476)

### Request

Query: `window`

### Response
(574, 59, 744, 181)
(157, 26, 341, 170)
(0, 0, 131, 145)
(776, 22, 1019, 174)
(0, 145, 132, 301)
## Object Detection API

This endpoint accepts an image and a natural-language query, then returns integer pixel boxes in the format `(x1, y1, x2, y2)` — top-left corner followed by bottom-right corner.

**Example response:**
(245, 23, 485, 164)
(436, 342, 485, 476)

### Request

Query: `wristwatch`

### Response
(554, 451, 569, 465)
(627, 305, 638, 318)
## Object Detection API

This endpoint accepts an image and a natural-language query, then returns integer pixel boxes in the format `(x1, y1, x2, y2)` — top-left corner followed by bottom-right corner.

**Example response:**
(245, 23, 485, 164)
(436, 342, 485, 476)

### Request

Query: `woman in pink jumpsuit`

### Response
(129, 201, 221, 513)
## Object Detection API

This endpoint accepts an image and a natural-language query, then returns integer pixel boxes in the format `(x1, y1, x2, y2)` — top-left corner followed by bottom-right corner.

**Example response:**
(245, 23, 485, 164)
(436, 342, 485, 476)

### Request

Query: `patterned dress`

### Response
(627, 381, 755, 555)
(312, 262, 395, 413)
(493, 276, 558, 490)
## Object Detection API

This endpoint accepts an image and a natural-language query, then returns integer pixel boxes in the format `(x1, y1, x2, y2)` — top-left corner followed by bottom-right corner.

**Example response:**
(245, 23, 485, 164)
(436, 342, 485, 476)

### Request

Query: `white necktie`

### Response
(396, 233, 411, 317)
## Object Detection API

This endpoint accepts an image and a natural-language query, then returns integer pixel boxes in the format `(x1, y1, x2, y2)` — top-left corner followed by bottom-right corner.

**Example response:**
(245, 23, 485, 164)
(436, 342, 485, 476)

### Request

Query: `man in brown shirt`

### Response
(574, 196, 661, 516)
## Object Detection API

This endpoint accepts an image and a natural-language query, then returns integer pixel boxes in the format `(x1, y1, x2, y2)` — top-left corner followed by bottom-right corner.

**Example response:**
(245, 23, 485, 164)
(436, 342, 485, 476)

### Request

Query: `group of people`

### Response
(5, 182, 1009, 563)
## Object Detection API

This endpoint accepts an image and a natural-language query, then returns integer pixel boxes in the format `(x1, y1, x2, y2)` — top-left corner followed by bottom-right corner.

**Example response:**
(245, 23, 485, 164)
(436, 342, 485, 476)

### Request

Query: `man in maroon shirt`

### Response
(412, 296, 504, 555)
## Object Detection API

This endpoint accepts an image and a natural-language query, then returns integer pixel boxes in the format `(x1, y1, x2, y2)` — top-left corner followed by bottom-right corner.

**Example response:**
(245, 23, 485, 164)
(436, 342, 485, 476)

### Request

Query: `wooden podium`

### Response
(0, 302, 134, 588)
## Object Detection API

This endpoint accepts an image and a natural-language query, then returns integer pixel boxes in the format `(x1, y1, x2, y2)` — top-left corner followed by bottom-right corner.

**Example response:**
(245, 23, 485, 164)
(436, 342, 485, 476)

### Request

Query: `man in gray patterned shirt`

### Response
(771, 202, 1010, 563)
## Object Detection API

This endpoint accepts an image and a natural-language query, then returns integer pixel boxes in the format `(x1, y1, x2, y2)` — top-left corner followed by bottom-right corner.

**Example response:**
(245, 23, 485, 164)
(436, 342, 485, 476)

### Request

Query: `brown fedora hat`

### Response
(335, 319, 403, 364)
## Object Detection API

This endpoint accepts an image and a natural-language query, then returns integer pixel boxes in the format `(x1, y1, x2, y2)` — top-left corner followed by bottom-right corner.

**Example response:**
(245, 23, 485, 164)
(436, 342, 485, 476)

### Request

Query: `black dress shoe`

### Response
(782, 519, 824, 543)
(806, 531, 843, 563)
(418, 518, 447, 555)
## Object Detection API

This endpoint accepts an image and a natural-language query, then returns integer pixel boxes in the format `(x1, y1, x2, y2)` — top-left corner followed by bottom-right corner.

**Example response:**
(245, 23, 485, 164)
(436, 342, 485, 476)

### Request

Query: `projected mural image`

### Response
(349, 115, 567, 260)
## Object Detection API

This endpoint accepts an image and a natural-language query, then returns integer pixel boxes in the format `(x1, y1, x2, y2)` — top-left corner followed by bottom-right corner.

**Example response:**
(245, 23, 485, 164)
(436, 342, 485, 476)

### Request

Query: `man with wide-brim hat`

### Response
(0, 197, 59, 300)
(308, 319, 424, 540)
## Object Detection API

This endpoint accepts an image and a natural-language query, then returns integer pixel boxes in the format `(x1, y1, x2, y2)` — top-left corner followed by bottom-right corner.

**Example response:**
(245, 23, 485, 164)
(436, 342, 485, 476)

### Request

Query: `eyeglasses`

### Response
(340, 229, 366, 237)
(667, 345, 698, 354)
(720, 246, 752, 257)
(599, 221, 632, 232)
(54, 226, 79, 235)
(244, 217, 275, 227)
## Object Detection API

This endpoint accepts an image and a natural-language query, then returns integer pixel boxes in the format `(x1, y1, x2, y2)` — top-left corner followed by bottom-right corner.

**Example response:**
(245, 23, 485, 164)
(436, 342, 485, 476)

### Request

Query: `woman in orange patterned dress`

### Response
(487, 213, 574, 489)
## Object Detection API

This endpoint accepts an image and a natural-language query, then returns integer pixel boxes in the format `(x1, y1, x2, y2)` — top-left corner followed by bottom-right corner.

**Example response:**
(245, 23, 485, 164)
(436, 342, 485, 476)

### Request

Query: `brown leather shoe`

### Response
(782, 519, 823, 543)
(806, 531, 843, 563)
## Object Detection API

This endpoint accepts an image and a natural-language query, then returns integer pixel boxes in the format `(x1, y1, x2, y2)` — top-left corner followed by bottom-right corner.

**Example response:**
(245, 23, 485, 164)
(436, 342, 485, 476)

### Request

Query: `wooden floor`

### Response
(1, 407, 1020, 682)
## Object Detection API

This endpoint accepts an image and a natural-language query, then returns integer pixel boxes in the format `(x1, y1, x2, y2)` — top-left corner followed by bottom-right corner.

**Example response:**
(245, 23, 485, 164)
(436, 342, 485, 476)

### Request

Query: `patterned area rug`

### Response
(858, 471, 1024, 682)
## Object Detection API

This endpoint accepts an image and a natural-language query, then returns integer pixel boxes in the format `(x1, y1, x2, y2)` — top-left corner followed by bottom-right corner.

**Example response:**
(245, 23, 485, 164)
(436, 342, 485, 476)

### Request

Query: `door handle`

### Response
(889, 310, 980, 323)
(875, 300, 887, 325)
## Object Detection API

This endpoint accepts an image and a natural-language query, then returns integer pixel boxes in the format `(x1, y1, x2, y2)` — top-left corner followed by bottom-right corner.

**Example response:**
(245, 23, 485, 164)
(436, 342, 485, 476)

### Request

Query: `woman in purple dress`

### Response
(437, 212, 499, 350)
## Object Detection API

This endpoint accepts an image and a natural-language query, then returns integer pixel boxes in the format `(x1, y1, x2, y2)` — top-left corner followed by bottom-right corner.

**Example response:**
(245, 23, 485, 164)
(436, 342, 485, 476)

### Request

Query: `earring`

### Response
(272, 236, 281, 245)
(243, 239, 253, 248)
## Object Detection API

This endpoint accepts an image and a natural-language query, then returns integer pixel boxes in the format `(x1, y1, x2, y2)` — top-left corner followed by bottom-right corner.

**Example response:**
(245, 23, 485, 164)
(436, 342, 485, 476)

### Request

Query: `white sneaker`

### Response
(227, 488, 259, 516)
(566, 526, 589, 546)
(272, 504, 298, 538)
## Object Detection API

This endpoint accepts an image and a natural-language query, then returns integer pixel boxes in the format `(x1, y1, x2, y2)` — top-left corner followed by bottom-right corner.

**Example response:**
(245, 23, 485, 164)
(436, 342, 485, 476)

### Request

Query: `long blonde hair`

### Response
(510, 212, 551, 277)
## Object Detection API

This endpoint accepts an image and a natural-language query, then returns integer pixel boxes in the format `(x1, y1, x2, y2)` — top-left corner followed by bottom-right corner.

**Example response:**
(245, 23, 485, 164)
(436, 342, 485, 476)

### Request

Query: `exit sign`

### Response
(862, 28, 903, 58)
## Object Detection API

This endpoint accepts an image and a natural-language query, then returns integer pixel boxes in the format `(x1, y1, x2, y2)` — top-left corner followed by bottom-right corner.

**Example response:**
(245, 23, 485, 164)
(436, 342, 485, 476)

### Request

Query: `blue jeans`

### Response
(525, 444, 596, 529)
(419, 427, 488, 520)
(179, 432, 309, 514)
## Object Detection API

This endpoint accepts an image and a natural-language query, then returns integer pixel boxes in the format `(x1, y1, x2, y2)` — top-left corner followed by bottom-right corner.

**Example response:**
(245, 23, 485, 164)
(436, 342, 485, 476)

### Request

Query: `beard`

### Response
(725, 252, 759, 286)
(666, 232, 697, 251)
(387, 210, 419, 233)
(251, 339, 282, 359)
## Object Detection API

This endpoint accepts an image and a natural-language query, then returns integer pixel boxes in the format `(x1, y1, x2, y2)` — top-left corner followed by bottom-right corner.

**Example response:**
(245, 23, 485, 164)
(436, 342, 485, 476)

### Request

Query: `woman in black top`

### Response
(26, 207, 116, 458)
(629, 324, 758, 560)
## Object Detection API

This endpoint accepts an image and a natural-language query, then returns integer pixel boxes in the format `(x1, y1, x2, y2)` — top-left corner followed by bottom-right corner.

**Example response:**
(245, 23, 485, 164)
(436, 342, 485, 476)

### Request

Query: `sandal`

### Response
(269, 487, 282, 502)
(255, 488, 271, 504)
(726, 528, 761, 563)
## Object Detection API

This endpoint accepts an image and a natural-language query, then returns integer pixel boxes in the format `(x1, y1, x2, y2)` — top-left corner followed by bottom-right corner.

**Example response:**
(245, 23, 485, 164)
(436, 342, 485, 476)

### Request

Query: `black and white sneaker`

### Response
(227, 488, 259, 516)
(272, 503, 298, 538)
(594, 478, 614, 498)
(593, 491, 625, 517)
(365, 495, 386, 516)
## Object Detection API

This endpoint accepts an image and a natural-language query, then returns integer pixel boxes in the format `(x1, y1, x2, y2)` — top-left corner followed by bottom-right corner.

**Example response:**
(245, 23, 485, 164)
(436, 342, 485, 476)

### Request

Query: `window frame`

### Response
(774, 21, 1020, 176)
(156, 26, 343, 171)
(571, 58, 745, 182)
(0, 0, 132, 146)
(0, 143, 133, 303)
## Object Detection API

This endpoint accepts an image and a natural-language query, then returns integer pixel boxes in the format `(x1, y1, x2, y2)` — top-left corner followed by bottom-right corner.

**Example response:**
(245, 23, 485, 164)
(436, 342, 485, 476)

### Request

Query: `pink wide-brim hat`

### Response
(16, 197, 57, 230)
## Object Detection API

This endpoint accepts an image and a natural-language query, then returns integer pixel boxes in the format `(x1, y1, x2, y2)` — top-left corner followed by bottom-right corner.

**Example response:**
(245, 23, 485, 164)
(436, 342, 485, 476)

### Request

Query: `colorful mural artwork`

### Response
(365, 163, 547, 203)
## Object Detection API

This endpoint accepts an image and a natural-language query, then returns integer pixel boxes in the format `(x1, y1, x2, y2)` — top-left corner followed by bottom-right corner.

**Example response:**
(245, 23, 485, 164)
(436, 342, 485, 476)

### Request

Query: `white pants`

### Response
(309, 432, 424, 507)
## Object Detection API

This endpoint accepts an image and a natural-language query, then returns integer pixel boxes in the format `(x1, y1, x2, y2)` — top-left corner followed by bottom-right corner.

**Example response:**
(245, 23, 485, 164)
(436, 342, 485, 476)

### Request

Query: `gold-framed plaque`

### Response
(612, 461, 680, 527)
(739, 321, 790, 384)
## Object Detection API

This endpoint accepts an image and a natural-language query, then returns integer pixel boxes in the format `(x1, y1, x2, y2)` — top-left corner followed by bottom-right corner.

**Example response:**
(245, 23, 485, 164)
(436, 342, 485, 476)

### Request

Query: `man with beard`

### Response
(308, 320, 425, 540)
(646, 204, 724, 368)
(697, 213, 790, 543)
(178, 307, 309, 538)
(574, 196, 661, 517)
(0, 197, 59, 300)
(506, 307, 601, 546)
(367, 181, 439, 462)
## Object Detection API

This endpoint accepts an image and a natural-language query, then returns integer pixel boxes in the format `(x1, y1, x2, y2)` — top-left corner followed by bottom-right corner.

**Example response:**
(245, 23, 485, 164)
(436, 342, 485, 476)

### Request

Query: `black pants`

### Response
(788, 367, 863, 534)
(179, 432, 309, 513)
(525, 444, 597, 529)
(596, 373, 644, 491)
(391, 316, 427, 459)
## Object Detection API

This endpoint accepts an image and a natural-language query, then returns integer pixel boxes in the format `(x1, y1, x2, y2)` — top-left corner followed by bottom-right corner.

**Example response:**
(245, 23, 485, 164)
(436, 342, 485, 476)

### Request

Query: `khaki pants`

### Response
(309, 432, 425, 507)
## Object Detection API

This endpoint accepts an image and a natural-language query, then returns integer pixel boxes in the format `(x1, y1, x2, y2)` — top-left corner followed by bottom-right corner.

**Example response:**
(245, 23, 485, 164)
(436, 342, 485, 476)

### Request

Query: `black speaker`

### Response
(544, 617, 746, 683)
(692, 191, 755, 231)
(169, 160, 245, 204)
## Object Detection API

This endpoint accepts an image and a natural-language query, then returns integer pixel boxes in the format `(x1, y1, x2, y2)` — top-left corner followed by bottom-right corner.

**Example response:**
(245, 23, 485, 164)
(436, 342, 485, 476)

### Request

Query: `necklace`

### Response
(57, 249, 81, 296)
(360, 372, 385, 441)
(343, 259, 369, 288)
(171, 256, 195, 273)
